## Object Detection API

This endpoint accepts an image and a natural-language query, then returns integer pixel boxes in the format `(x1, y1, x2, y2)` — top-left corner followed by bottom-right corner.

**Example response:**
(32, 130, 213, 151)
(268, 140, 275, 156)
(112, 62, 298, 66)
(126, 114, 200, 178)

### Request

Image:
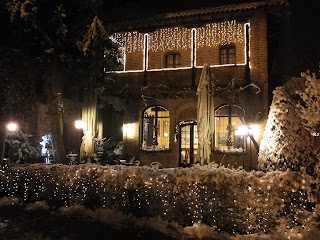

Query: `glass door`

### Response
(179, 123, 198, 166)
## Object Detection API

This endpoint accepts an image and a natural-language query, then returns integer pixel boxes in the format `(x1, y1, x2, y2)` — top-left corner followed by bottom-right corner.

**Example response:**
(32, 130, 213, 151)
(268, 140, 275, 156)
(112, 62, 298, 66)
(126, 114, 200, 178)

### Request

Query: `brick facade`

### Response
(104, 1, 288, 169)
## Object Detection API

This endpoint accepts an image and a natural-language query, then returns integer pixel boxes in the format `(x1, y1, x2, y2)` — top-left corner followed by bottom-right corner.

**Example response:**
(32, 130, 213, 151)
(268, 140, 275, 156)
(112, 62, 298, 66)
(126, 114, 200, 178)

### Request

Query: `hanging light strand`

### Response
(112, 31, 145, 54)
(149, 27, 192, 52)
(196, 20, 245, 48)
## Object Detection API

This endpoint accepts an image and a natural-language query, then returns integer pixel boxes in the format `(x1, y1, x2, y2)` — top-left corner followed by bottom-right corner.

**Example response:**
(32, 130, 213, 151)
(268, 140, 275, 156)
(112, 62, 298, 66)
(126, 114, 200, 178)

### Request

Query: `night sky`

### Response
(278, 0, 320, 76)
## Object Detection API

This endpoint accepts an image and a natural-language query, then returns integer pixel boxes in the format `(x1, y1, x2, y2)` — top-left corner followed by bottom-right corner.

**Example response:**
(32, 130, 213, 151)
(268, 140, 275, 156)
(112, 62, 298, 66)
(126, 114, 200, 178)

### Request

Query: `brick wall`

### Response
(148, 49, 192, 69)
(106, 13, 270, 169)
(123, 98, 197, 168)
(123, 21, 247, 70)
(196, 40, 245, 66)
(125, 51, 144, 70)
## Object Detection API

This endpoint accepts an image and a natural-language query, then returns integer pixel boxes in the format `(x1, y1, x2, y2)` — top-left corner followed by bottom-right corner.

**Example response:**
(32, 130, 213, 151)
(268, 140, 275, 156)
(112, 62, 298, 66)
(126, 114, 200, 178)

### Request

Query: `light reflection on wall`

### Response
(123, 123, 136, 139)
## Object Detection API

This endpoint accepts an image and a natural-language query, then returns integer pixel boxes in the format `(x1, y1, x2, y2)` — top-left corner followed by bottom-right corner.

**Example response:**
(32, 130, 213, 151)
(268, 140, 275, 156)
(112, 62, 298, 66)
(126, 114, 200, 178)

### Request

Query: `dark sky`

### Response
(270, 0, 320, 77)
(288, 0, 320, 52)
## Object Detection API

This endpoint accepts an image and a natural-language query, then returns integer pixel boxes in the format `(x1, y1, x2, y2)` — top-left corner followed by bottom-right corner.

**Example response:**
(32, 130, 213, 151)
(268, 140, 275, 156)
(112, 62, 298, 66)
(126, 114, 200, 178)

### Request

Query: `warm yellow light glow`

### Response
(249, 124, 260, 139)
(123, 123, 136, 138)
(75, 120, 86, 129)
(235, 124, 260, 139)
(236, 125, 249, 136)
(7, 122, 18, 131)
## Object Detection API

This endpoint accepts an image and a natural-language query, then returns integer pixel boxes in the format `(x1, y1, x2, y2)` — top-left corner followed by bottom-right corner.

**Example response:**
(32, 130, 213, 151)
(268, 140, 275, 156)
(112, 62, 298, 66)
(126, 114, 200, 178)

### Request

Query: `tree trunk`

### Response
(0, 121, 6, 166)
(46, 70, 66, 164)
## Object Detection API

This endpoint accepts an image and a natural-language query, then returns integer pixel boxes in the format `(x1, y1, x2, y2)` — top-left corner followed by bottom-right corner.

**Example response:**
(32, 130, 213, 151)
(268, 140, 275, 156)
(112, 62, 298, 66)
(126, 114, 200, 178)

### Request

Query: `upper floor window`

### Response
(215, 104, 245, 151)
(165, 53, 181, 68)
(142, 105, 170, 151)
(220, 45, 236, 65)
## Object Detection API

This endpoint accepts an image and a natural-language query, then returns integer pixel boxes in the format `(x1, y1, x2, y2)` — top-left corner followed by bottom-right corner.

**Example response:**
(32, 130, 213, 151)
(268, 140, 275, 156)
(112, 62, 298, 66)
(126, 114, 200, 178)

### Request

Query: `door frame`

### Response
(178, 120, 197, 166)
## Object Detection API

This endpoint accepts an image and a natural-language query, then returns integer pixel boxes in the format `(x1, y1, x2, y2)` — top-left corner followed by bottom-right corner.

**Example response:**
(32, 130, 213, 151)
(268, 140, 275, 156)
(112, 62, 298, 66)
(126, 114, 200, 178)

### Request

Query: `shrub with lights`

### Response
(0, 163, 318, 236)
(259, 72, 320, 173)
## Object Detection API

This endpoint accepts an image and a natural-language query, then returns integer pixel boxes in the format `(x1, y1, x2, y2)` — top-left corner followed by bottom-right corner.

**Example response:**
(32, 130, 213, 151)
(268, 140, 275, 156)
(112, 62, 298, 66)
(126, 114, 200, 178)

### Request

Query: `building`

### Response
(100, 0, 290, 169)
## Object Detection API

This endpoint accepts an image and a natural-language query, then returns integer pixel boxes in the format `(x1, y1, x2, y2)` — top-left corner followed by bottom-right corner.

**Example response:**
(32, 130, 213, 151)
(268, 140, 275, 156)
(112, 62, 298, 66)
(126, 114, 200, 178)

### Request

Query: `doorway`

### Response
(179, 122, 198, 166)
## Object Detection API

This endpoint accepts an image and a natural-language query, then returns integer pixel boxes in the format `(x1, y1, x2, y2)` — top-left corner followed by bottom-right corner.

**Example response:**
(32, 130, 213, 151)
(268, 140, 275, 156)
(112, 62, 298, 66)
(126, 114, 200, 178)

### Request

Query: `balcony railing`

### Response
(105, 65, 247, 97)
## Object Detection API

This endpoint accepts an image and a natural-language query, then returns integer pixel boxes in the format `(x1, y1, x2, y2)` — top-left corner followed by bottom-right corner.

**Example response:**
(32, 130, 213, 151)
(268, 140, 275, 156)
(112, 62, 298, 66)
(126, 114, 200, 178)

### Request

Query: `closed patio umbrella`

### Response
(197, 64, 215, 165)
(80, 79, 97, 161)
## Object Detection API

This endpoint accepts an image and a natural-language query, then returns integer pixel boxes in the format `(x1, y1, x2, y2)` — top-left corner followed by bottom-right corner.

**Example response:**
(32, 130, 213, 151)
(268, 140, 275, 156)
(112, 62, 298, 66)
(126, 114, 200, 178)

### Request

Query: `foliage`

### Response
(258, 73, 319, 173)
(0, 49, 39, 121)
(5, 0, 121, 81)
(297, 71, 320, 131)
(0, 163, 318, 237)
(2, 0, 121, 164)
(6, 130, 41, 163)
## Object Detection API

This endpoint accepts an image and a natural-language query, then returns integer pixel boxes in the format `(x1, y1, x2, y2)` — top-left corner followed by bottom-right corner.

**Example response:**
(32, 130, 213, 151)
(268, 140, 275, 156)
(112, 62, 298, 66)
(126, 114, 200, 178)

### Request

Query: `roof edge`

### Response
(107, 0, 289, 33)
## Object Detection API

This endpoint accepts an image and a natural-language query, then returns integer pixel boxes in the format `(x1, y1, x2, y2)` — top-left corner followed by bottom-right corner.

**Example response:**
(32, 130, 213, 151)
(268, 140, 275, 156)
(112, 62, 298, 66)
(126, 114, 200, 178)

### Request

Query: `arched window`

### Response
(142, 105, 170, 150)
(165, 52, 181, 68)
(220, 44, 236, 65)
(215, 104, 245, 150)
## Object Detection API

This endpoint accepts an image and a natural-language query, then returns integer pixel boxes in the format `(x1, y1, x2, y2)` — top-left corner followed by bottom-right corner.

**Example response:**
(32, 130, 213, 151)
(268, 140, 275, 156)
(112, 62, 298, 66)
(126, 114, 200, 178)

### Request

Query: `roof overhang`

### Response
(107, 0, 289, 33)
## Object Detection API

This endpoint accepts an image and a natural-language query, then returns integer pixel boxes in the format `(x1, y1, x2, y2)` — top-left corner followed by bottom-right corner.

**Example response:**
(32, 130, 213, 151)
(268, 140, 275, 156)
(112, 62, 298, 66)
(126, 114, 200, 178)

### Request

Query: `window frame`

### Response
(219, 44, 236, 65)
(164, 52, 181, 68)
(141, 105, 170, 151)
(214, 104, 245, 151)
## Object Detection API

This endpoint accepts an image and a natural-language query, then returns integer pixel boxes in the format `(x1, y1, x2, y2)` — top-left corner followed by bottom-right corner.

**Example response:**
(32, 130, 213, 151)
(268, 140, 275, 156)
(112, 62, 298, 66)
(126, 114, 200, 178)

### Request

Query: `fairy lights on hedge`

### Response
(0, 164, 316, 236)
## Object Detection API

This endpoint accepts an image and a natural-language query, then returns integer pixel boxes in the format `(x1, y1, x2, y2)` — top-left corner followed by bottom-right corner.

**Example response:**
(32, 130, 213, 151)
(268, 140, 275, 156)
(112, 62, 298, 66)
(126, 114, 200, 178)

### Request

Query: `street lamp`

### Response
(5, 122, 18, 164)
(72, 120, 86, 164)
(235, 124, 260, 170)
(123, 123, 136, 158)
(75, 120, 86, 130)
(235, 125, 249, 169)
(6, 122, 18, 132)
(247, 124, 260, 169)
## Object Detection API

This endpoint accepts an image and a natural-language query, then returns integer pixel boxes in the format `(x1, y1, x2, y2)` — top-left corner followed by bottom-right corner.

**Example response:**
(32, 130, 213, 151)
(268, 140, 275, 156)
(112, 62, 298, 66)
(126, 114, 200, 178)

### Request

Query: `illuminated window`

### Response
(142, 105, 170, 150)
(215, 105, 245, 149)
(165, 53, 181, 68)
(220, 45, 236, 65)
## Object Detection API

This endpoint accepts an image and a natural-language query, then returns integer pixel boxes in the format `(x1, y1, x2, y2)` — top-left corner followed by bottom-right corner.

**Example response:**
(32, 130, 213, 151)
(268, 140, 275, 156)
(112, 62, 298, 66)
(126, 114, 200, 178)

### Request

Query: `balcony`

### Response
(104, 65, 247, 98)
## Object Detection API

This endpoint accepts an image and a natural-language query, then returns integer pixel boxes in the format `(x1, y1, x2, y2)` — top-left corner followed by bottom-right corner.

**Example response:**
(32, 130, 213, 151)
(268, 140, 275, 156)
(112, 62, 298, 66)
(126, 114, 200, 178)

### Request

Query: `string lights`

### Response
(196, 21, 244, 48)
(113, 21, 244, 54)
(148, 27, 191, 52)
(0, 164, 317, 237)
(112, 31, 144, 54)
(174, 120, 197, 142)
(110, 20, 247, 72)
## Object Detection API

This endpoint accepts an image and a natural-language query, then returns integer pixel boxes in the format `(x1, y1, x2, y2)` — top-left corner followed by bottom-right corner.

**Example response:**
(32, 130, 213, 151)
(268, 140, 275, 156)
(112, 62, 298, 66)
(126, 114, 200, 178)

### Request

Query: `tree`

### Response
(0, 0, 120, 164)
(297, 71, 320, 131)
(0, 49, 40, 165)
(258, 72, 319, 173)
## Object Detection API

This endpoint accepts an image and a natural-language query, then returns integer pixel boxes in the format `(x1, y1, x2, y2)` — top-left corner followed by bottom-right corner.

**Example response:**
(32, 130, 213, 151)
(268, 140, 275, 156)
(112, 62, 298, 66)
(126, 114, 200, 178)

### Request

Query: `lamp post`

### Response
(6, 122, 18, 164)
(74, 120, 85, 163)
(235, 124, 260, 170)
(6, 122, 18, 132)
(123, 123, 135, 158)
(247, 124, 260, 170)
(237, 125, 249, 169)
